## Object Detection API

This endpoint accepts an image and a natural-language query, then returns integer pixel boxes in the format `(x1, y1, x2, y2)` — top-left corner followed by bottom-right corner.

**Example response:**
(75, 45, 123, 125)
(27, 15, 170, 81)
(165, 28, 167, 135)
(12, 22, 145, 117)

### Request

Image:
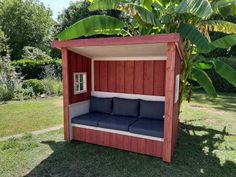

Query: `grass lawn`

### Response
(0, 97, 63, 137)
(0, 93, 236, 177)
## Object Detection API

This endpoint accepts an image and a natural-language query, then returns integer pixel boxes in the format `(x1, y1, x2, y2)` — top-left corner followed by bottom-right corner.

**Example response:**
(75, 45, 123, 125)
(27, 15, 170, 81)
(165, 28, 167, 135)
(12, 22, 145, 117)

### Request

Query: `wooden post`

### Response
(163, 43, 176, 163)
(61, 48, 70, 141)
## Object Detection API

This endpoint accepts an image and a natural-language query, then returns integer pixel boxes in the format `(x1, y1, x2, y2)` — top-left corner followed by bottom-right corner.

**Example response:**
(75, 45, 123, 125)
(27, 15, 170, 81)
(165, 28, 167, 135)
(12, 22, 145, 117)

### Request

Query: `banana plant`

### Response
(57, 0, 236, 104)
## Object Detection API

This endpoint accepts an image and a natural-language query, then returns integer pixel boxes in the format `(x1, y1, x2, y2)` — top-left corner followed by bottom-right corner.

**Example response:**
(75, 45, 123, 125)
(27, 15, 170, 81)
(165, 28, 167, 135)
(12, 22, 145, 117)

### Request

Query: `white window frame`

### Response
(74, 72, 87, 95)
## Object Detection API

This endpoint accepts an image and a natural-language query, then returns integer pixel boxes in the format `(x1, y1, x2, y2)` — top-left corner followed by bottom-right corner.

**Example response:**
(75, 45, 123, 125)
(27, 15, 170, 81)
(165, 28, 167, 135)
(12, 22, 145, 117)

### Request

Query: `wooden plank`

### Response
(72, 127, 163, 158)
(116, 61, 125, 92)
(153, 61, 166, 96)
(52, 34, 182, 48)
(143, 61, 154, 95)
(108, 61, 116, 92)
(99, 61, 108, 91)
(61, 48, 70, 141)
(124, 61, 134, 93)
(94, 61, 100, 91)
(134, 61, 144, 94)
(87, 58, 92, 98)
(163, 43, 176, 163)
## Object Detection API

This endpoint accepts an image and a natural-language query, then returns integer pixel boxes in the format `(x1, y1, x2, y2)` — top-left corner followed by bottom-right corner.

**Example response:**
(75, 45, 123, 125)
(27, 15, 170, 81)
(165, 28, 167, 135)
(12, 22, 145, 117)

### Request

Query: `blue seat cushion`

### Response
(72, 113, 110, 127)
(112, 97, 139, 117)
(129, 119, 164, 138)
(98, 115, 138, 131)
(89, 96, 113, 114)
(139, 100, 165, 120)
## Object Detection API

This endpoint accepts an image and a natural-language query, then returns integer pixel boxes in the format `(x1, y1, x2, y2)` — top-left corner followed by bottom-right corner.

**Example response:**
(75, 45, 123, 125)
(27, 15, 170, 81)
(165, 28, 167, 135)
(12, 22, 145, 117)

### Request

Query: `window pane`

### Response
(80, 74, 84, 82)
(80, 83, 84, 91)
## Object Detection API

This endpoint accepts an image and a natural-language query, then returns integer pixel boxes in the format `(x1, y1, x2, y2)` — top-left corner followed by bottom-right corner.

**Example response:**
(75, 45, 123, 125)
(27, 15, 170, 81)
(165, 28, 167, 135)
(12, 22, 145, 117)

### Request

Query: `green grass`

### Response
(0, 97, 63, 137)
(0, 93, 236, 177)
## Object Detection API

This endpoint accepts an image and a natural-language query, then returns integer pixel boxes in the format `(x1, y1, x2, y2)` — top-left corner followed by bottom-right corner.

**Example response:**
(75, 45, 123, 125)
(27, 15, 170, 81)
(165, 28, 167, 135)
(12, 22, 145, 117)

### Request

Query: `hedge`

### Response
(207, 57, 236, 93)
(12, 59, 62, 80)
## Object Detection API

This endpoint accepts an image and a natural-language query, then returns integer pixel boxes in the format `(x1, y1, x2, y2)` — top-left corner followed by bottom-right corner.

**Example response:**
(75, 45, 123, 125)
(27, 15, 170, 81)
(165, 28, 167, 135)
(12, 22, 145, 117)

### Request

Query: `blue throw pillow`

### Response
(89, 96, 113, 114)
(112, 97, 139, 117)
(139, 100, 165, 119)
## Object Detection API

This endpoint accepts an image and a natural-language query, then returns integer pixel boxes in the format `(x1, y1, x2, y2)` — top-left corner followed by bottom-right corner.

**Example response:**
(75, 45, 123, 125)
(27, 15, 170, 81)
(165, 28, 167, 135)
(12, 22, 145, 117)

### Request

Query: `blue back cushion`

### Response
(139, 100, 165, 119)
(112, 97, 139, 117)
(89, 96, 113, 114)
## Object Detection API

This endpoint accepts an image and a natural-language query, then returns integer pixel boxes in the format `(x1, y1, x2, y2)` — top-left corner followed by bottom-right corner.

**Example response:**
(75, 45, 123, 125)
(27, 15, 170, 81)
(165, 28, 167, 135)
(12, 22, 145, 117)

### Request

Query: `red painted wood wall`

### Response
(68, 50, 91, 104)
(172, 48, 182, 150)
(94, 60, 166, 96)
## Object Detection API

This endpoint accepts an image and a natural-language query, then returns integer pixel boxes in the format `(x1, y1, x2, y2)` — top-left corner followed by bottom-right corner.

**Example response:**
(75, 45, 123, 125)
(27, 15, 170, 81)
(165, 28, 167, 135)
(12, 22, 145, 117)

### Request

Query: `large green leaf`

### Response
(134, 4, 161, 27)
(209, 34, 236, 51)
(192, 68, 217, 97)
(203, 20, 236, 34)
(176, 0, 213, 18)
(212, 0, 236, 16)
(178, 24, 210, 53)
(88, 0, 124, 11)
(141, 0, 159, 11)
(213, 60, 236, 87)
(57, 15, 126, 41)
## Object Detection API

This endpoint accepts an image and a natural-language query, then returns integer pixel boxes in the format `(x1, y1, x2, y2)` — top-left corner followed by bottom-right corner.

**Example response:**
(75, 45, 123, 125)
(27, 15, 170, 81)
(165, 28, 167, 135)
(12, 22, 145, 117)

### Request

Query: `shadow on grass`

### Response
(191, 93, 236, 112)
(25, 124, 236, 177)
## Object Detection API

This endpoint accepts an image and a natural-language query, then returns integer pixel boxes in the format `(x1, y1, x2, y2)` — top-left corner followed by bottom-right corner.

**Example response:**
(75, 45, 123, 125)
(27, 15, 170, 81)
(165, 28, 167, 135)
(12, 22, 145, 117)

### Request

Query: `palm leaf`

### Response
(209, 34, 236, 51)
(141, 0, 159, 11)
(134, 4, 161, 27)
(178, 24, 210, 53)
(57, 15, 126, 41)
(192, 68, 217, 97)
(212, 0, 236, 16)
(202, 20, 236, 34)
(88, 0, 124, 11)
(213, 60, 236, 87)
(176, 0, 213, 18)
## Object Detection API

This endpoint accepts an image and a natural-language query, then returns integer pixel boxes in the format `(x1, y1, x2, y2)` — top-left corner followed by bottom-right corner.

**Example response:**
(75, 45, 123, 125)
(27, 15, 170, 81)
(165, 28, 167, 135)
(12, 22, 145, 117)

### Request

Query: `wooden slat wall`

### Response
(94, 60, 166, 96)
(68, 50, 91, 104)
(172, 48, 182, 150)
(73, 127, 163, 157)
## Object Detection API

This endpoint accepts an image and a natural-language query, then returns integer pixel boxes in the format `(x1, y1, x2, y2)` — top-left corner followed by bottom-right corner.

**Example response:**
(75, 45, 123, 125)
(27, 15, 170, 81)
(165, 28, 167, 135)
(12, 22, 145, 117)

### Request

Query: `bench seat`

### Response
(98, 115, 137, 131)
(72, 113, 110, 127)
(129, 119, 164, 138)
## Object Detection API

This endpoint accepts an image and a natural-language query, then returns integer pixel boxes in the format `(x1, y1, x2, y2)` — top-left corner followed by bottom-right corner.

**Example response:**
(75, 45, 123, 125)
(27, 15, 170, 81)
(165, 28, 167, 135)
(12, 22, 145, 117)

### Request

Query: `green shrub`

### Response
(22, 79, 45, 95)
(42, 78, 63, 96)
(22, 46, 51, 60)
(207, 57, 236, 93)
(12, 59, 62, 80)
(0, 57, 21, 102)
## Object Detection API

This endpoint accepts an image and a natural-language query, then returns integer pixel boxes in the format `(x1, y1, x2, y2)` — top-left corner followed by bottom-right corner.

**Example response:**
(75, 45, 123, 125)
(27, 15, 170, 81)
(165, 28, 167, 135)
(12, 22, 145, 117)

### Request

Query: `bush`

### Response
(12, 59, 62, 80)
(207, 57, 236, 93)
(22, 46, 51, 60)
(42, 78, 63, 96)
(0, 57, 22, 102)
(22, 79, 45, 96)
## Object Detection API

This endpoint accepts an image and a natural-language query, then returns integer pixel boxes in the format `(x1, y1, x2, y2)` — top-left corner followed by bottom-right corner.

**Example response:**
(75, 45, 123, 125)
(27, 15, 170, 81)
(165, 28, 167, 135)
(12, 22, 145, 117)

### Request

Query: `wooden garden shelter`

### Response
(52, 33, 184, 163)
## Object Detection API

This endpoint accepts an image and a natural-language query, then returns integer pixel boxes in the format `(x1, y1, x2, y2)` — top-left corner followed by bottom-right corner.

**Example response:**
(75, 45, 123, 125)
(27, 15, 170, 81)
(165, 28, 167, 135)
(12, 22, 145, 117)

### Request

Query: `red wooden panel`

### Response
(134, 61, 144, 94)
(99, 61, 108, 91)
(163, 43, 176, 163)
(143, 61, 154, 95)
(116, 61, 125, 92)
(94, 61, 100, 91)
(87, 58, 91, 98)
(125, 61, 134, 93)
(72, 127, 163, 158)
(108, 61, 116, 92)
(52, 34, 182, 48)
(153, 61, 166, 96)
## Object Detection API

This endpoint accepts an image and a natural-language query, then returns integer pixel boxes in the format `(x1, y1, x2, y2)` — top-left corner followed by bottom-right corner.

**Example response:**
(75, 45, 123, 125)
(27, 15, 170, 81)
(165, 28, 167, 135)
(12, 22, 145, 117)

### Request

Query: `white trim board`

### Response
(91, 91, 165, 101)
(69, 100, 90, 140)
(72, 124, 164, 142)
(92, 56, 167, 61)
